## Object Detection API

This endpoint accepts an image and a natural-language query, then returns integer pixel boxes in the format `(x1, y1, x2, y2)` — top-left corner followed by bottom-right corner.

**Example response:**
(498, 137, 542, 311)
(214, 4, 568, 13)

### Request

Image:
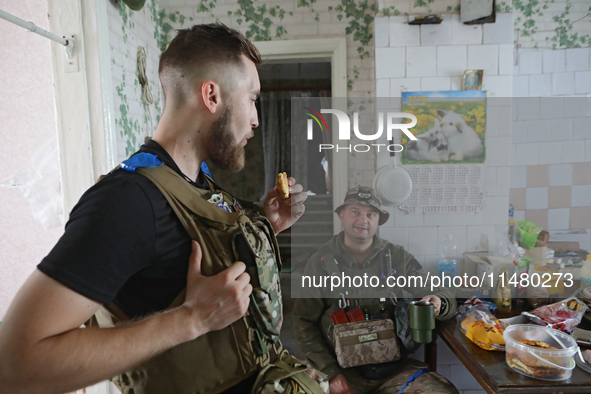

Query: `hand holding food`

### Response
(276, 172, 290, 199)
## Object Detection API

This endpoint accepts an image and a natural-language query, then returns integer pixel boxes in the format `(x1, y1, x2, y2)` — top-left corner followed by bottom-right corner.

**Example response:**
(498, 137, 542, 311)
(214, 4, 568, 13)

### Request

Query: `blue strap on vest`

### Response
(398, 368, 430, 393)
(120, 153, 163, 172)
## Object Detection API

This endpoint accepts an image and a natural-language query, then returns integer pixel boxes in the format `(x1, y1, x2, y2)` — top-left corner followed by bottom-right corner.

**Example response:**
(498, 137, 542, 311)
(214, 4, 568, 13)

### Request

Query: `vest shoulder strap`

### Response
(137, 165, 242, 226)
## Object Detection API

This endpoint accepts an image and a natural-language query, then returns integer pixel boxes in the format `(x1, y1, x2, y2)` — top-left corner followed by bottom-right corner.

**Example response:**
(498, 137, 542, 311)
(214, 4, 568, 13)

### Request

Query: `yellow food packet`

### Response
(461, 310, 506, 351)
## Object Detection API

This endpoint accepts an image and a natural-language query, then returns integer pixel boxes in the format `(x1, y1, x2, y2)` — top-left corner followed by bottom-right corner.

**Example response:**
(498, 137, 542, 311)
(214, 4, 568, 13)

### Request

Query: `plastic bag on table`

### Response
(456, 297, 508, 351)
(0, 136, 63, 228)
(522, 297, 588, 333)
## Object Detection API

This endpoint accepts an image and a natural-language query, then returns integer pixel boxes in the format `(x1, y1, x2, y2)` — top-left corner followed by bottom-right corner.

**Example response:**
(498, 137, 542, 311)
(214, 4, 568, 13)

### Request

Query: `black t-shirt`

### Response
(38, 141, 259, 392)
(38, 140, 207, 318)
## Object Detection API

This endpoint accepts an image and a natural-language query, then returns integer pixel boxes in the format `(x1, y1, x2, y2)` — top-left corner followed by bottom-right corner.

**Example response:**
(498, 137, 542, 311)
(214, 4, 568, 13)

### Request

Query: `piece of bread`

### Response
(276, 172, 290, 199)
(516, 339, 557, 349)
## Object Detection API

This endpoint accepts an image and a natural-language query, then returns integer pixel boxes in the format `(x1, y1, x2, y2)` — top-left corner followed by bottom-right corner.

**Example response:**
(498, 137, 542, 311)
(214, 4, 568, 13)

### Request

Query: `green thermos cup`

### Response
(409, 301, 435, 343)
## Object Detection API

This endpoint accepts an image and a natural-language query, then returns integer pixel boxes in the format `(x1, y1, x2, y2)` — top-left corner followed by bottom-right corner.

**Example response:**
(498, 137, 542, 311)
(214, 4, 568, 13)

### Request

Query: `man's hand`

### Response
(263, 176, 307, 235)
(329, 373, 354, 394)
(420, 295, 441, 315)
(182, 241, 252, 340)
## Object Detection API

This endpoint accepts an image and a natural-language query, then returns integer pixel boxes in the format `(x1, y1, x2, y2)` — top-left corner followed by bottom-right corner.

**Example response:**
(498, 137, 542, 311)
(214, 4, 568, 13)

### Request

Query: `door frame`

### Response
(255, 38, 348, 235)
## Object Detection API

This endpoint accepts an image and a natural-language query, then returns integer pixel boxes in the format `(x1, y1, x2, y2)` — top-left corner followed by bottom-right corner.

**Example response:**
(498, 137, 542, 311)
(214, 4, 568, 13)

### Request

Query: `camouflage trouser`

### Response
(342, 359, 459, 394)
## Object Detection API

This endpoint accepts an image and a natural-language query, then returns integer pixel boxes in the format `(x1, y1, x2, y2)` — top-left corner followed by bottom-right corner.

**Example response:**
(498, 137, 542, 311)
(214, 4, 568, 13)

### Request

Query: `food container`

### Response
(504, 324, 576, 381)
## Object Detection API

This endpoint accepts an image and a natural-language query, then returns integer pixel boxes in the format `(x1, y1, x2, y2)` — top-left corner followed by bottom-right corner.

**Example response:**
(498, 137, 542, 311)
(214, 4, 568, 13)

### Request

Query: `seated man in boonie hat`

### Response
(293, 187, 458, 394)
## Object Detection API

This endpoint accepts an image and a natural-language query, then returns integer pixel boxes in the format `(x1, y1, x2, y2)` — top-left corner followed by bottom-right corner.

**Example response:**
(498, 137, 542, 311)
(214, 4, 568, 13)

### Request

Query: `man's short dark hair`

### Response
(158, 23, 262, 104)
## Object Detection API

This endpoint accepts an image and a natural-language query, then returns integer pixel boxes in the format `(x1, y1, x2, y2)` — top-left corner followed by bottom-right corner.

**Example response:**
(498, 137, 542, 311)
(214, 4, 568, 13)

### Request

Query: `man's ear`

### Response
(201, 80, 222, 114)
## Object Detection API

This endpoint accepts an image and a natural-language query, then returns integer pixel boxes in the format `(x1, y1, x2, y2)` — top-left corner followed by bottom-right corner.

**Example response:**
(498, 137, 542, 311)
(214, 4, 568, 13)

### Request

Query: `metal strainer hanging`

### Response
(373, 137, 413, 206)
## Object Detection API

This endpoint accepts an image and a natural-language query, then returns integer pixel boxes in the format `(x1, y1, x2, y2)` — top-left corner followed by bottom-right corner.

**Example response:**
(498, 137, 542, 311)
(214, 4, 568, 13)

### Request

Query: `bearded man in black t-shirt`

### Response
(0, 24, 307, 394)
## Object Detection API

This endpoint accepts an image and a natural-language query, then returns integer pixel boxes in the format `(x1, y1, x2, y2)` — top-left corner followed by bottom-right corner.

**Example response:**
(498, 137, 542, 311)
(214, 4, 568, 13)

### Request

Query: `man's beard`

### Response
(207, 104, 246, 172)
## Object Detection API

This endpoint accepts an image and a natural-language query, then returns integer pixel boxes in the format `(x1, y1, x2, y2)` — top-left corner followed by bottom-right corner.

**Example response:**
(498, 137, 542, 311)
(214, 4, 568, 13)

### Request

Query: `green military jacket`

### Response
(292, 232, 456, 380)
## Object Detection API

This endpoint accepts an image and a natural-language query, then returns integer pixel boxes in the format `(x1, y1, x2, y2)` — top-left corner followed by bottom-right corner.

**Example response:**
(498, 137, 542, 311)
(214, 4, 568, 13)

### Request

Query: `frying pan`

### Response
(372, 136, 413, 206)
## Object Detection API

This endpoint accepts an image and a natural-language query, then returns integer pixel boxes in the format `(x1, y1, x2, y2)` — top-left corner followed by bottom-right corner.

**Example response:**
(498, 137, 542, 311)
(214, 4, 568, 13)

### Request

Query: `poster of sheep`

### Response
(401, 90, 486, 165)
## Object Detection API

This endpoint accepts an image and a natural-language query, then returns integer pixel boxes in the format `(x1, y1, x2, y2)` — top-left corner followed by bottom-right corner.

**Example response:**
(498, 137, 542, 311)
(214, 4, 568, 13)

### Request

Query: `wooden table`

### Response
(437, 318, 591, 393)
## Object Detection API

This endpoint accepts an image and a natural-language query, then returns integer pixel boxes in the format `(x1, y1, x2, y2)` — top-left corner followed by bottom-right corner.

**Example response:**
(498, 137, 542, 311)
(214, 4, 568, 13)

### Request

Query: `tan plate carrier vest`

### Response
(89, 164, 283, 394)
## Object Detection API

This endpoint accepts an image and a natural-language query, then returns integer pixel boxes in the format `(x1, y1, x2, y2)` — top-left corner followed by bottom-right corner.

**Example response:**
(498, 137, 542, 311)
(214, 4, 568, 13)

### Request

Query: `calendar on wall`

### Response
(398, 90, 486, 214)
(401, 164, 484, 214)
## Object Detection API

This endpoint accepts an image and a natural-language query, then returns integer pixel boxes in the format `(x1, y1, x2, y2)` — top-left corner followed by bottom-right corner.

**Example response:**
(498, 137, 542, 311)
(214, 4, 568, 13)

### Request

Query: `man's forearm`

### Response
(0, 306, 193, 394)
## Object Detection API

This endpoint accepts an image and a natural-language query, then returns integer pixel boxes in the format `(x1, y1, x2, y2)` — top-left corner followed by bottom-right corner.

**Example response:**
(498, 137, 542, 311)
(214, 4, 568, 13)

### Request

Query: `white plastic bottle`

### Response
(580, 254, 591, 290)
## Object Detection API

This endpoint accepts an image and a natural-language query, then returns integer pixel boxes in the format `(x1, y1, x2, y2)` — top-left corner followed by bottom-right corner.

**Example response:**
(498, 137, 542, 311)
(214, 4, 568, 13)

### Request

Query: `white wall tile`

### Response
(497, 105, 513, 137)
(452, 212, 483, 225)
(449, 364, 480, 390)
(375, 47, 406, 79)
(436, 338, 461, 365)
(487, 105, 499, 137)
(513, 210, 526, 220)
(564, 97, 587, 117)
(374, 16, 389, 47)
(572, 185, 591, 207)
(514, 143, 540, 165)
(421, 16, 451, 45)
(552, 72, 575, 96)
(468, 44, 499, 76)
(450, 14, 482, 45)
(483, 13, 513, 44)
(562, 140, 586, 163)
(484, 75, 512, 97)
(543, 49, 566, 73)
(573, 117, 591, 140)
(406, 46, 437, 77)
(519, 50, 543, 75)
(376, 78, 390, 98)
(548, 118, 572, 141)
(389, 16, 420, 47)
(566, 48, 590, 72)
(499, 44, 513, 75)
(451, 76, 463, 90)
(529, 74, 552, 97)
(510, 166, 527, 189)
(516, 98, 541, 120)
(437, 46, 467, 77)
(497, 167, 511, 196)
(482, 196, 511, 225)
(379, 226, 409, 249)
(437, 226, 468, 256)
(539, 142, 562, 165)
(484, 167, 497, 196)
(575, 71, 591, 95)
(526, 187, 549, 210)
(513, 75, 529, 97)
(485, 136, 511, 166)
(390, 77, 421, 97)
(512, 121, 528, 143)
(421, 77, 451, 91)
(548, 208, 570, 230)
(549, 164, 572, 186)
(540, 97, 563, 119)
(409, 226, 438, 256)
(423, 213, 454, 226)
(528, 119, 551, 142)
(466, 225, 496, 252)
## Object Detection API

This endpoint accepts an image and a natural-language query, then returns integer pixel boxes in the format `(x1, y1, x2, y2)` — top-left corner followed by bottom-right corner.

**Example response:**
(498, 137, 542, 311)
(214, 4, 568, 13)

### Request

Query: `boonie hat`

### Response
(334, 187, 390, 226)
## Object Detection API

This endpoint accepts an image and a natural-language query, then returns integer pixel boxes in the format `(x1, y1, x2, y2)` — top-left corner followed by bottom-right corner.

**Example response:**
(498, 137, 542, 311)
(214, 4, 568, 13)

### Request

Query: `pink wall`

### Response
(0, 0, 63, 318)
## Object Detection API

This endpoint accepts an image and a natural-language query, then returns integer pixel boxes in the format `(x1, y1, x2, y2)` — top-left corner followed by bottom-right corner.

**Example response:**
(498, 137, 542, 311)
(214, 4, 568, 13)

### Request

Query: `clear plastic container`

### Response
(504, 324, 576, 381)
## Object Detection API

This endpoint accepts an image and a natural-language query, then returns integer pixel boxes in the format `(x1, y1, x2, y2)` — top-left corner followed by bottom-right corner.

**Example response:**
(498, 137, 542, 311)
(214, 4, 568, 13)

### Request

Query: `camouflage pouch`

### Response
(233, 215, 283, 341)
(251, 350, 329, 394)
(333, 319, 401, 368)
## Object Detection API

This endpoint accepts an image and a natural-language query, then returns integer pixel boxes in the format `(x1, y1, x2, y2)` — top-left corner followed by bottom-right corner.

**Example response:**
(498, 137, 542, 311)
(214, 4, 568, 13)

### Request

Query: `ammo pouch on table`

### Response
(89, 164, 285, 394)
